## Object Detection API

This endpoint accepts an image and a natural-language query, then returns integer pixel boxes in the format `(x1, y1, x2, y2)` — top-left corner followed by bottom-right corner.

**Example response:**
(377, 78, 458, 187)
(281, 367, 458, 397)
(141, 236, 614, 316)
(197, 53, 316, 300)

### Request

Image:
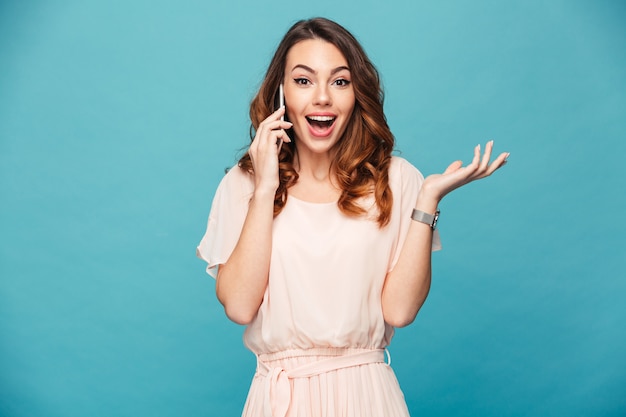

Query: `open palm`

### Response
(422, 141, 509, 202)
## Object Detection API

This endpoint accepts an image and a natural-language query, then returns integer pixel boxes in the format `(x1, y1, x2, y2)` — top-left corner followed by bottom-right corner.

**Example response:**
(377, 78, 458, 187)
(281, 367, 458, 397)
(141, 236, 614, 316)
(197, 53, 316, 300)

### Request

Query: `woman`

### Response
(197, 17, 508, 417)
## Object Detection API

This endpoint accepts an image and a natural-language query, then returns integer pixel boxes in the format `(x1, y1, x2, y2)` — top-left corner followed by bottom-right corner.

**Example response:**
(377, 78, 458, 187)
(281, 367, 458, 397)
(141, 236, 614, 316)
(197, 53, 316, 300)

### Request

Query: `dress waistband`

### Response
(256, 348, 389, 417)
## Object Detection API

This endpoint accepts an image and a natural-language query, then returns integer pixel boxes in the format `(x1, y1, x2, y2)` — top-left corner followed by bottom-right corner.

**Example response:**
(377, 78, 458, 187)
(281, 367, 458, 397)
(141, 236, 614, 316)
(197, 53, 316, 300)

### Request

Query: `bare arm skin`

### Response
(215, 108, 292, 324)
(382, 141, 509, 327)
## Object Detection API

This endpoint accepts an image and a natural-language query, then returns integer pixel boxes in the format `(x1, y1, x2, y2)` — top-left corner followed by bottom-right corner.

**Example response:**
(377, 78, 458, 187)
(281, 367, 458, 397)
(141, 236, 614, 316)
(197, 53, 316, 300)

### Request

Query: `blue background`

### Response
(1, 1, 625, 416)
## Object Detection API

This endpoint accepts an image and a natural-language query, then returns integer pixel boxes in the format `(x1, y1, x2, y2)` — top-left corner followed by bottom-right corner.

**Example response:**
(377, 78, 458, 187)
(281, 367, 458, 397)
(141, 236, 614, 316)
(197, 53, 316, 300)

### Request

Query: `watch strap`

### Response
(411, 209, 440, 230)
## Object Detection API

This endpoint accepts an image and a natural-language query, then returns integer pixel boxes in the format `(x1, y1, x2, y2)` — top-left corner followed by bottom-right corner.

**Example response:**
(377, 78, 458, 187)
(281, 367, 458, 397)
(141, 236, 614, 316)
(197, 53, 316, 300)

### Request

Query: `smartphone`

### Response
(278, 83, 284, 121)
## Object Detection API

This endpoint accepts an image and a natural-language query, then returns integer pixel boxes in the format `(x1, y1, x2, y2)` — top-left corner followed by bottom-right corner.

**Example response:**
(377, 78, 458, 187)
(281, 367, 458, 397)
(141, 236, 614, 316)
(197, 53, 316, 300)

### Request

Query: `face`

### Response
(283, 39, 355, 158)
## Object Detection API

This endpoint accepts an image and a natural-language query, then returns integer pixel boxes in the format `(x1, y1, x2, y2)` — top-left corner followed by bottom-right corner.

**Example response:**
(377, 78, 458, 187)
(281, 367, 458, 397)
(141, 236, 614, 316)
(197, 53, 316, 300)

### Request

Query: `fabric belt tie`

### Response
(256, 349, 388, 417)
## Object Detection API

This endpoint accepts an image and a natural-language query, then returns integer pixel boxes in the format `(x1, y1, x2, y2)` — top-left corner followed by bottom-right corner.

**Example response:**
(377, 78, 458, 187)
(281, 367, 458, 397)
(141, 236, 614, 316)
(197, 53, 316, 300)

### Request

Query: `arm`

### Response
(215, 108, 292, 325)
(381, 141, 509, 327)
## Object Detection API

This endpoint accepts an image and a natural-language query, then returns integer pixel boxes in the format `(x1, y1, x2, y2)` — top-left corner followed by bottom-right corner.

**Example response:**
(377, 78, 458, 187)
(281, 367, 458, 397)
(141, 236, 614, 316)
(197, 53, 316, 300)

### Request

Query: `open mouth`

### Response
(306, 115, 336, 130)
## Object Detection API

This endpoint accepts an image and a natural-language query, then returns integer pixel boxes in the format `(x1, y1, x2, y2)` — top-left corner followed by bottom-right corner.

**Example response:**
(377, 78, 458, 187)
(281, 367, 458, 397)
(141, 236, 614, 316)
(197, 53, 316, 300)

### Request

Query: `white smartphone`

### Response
(278, 83, 284, 121)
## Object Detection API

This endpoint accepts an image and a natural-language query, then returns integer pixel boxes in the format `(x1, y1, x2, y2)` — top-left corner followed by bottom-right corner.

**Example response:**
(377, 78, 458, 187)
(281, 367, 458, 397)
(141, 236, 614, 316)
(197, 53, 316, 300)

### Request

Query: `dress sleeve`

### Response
(388, 157, 442, 272)
(196, 165, 254, 278)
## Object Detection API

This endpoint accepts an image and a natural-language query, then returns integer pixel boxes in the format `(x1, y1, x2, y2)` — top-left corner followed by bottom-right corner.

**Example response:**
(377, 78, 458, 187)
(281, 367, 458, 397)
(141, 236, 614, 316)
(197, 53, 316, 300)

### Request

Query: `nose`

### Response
(313, 84, 331, 106)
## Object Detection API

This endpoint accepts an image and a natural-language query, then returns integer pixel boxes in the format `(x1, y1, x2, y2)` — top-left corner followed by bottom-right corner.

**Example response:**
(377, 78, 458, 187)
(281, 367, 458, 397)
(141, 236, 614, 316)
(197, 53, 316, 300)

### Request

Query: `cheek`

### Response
(283, 94, 299, 120)
(339, 93, 356, 115)
(286, 91, 304, 106)
(341, 102, 356, 122)
(285, 108, 298, 124)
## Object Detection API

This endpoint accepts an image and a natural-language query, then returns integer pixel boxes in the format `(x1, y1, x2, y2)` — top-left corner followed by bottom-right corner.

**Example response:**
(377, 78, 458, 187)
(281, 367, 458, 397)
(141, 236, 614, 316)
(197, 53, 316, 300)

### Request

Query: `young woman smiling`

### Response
(197, 17, 508, 417)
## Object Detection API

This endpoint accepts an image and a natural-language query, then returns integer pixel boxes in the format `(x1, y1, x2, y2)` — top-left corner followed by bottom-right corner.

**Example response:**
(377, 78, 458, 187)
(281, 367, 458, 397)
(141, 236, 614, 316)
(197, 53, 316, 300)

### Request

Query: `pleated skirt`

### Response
(241, 347, 411, 417)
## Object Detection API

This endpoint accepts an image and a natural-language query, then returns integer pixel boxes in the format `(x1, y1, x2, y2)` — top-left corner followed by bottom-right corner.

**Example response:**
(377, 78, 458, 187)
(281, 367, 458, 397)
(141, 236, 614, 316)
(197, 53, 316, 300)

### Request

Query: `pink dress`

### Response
(197, 156, 441, 417)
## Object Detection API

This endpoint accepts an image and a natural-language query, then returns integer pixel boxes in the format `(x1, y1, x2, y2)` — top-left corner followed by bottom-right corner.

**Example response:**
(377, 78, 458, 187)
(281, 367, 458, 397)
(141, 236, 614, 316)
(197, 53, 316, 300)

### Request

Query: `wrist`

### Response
(414, 194, 439, 214)
(252, 187, 277, 203)
(411, 208, 440, 230)
(417, 180, 444, 205)
(413, 187, 440, 230)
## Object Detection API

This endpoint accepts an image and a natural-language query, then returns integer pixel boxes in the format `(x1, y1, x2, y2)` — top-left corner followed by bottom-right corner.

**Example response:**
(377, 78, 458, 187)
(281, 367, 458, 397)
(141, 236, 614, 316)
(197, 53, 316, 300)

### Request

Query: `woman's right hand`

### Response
(217, 108, 291, 324)
(248, 107, 292, 195)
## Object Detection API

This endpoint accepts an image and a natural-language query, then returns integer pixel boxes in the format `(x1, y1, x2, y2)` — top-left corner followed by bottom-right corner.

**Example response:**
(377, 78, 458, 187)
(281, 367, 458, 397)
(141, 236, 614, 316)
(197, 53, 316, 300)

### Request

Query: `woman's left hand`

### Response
(419, 140, 509, 204)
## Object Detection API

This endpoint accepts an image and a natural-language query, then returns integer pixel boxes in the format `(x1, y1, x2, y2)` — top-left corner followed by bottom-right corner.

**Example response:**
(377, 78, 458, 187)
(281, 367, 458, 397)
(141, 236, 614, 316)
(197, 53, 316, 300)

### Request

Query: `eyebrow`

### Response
(291, 64, 351, 75)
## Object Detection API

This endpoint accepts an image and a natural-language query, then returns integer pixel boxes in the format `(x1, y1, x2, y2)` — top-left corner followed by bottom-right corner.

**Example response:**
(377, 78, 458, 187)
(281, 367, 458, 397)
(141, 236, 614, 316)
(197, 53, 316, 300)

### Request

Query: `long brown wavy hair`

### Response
(238, 17, 394, 227)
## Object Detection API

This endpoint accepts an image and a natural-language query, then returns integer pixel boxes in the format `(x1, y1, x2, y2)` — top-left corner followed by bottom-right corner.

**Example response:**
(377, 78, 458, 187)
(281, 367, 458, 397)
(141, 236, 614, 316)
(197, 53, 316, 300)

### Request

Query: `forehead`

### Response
(285, 39, 349, 71)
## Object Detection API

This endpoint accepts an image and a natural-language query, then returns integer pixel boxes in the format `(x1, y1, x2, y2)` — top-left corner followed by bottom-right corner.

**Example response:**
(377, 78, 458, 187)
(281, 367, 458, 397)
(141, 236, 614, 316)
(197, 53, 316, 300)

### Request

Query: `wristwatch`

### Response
(411, 209, 440, 230)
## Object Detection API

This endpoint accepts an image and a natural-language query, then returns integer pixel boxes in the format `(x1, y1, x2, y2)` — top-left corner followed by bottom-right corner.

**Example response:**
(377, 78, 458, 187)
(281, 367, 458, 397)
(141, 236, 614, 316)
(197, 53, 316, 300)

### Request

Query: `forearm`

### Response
(216, 190, 275, 324)
(381, 195, 438, 327)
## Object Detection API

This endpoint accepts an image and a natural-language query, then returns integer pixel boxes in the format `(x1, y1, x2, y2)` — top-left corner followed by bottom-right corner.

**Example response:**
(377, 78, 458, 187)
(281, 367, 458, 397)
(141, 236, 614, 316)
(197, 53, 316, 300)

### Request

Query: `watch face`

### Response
(432, 210, 440, 229)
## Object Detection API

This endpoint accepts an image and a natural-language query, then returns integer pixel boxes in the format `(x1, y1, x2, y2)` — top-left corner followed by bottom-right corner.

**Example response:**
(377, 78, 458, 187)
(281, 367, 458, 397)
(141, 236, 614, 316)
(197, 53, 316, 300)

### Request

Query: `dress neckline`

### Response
(288, 194, 338, 206)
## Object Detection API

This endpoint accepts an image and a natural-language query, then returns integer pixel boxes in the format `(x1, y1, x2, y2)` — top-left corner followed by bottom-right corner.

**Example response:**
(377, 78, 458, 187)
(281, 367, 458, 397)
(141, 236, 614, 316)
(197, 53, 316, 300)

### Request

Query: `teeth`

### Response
(307, 115, 335, 122)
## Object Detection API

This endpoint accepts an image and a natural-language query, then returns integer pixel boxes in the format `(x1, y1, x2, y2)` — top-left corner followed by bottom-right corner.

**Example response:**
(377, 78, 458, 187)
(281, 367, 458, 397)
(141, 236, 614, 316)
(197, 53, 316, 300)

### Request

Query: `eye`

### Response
(333, 78, 351, 87)
(294, 78, 310, 86)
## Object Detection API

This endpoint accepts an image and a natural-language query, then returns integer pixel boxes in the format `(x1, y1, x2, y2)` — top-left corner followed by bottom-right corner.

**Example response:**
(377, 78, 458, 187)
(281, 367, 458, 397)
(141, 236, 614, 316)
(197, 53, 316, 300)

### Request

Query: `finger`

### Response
(259, 107, 289, 129)
(257, 131, 280, 153)
(479, 140, 494, 172)
(257, 107, 290, 131)
(271, 130, 292, 148)
(483, 152, 510, 176)
(257, 119, 293, 135)
(257, 131, 293, 160)
(274, 105, 286, 118)
(277, 130, 292, 151)
(265, 106, 286, 121)
(471, 144, 481, 167)
(464, 144, 481, 175)
(275, 133, 284, 148)
(254, 121, 293, 150)
(443, 160, 463, 174)
(276, 129, 292, 143)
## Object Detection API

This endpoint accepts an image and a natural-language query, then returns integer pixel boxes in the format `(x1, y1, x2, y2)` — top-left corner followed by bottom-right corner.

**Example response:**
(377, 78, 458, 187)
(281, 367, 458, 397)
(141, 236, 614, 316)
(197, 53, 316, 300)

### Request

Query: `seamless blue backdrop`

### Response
(1, 1, 625, 416)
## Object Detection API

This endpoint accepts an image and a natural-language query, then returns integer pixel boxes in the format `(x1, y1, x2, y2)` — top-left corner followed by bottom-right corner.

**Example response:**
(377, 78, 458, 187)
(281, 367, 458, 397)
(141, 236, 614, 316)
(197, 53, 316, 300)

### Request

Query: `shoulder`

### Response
(220, 163, 254, 187)
(214, 163, 255, 201)
(389, 155, 425, 185)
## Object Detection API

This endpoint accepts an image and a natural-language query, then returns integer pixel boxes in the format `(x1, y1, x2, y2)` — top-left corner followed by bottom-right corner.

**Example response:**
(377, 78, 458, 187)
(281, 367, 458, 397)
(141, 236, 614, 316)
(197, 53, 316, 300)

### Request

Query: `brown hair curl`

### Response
(238, 17, 394, 227)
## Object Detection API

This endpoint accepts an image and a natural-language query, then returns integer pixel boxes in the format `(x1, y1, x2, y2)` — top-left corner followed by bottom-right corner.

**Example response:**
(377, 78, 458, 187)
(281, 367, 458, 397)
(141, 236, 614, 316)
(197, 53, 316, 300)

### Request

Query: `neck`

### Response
(293, 147, 336, 183)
